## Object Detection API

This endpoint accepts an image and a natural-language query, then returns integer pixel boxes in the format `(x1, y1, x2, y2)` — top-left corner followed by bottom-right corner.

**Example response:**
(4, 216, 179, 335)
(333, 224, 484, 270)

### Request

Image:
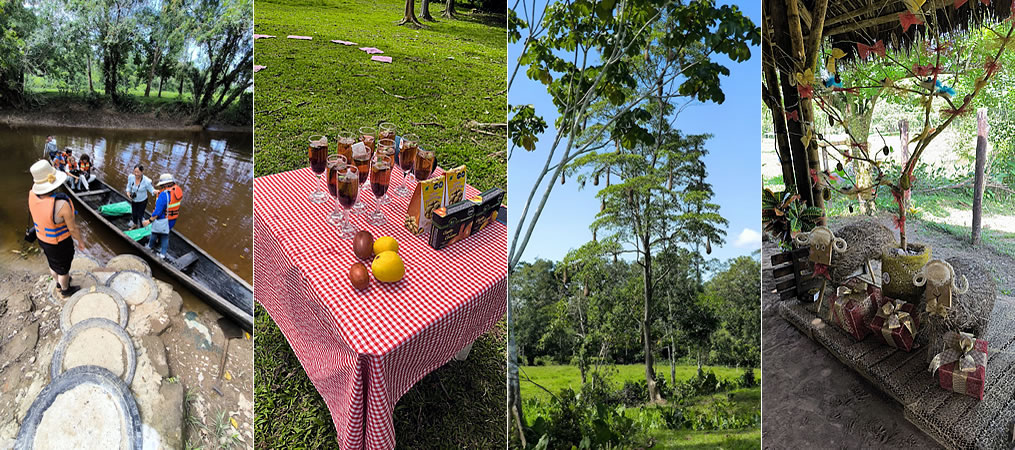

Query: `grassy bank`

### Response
(0, 90, 252, 130)
(519, 364, 758, 403)
(252, 0, 507, 190)
(252, 0, 507, 447)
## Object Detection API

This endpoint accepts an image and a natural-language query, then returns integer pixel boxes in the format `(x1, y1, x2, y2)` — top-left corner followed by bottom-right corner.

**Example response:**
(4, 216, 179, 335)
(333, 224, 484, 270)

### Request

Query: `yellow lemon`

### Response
(373, 236, 399, 255)
(371, 251, 405, 283)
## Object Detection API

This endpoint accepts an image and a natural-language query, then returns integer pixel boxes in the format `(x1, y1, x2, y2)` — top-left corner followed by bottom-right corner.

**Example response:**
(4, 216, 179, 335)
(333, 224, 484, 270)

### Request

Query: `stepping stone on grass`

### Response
(332, 40, 357, 45)
(254, 34, 275, 39)
(359, 47, 383, 54)
(254, 65, 266, 73)
(371, 56, 392, 63)
(287, 35, 312, 40)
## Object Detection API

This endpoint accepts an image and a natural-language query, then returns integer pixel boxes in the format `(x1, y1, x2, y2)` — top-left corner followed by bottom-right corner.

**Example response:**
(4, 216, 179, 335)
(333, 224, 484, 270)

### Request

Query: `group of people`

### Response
(44, 135, 93, 191)
(29, 136, 184, 298)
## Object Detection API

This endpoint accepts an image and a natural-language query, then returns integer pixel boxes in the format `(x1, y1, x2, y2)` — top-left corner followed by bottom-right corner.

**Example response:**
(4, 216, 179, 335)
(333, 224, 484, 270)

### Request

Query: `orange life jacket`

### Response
(65, 156, 78, 171)
(162, 185, 183, 221)
(79, 160, 91, 173)
(53, 154, 66, 170)
(28, 193, 74, 245)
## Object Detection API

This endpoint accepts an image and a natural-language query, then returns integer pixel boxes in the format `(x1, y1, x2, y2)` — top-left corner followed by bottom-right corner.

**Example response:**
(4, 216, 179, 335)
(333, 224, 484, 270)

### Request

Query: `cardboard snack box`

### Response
(469, 187, 505, 236)
(428, 199, 475, 250)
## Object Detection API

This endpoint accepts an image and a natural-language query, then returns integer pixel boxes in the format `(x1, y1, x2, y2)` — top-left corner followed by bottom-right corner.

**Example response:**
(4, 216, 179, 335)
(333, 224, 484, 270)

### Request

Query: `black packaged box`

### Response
(469, 187, 505, 236)
(428, 199, 475, 250)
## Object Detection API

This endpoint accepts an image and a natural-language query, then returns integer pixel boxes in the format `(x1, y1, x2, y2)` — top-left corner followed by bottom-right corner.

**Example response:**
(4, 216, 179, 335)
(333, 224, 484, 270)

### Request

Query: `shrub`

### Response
(533, 355, 556, 366)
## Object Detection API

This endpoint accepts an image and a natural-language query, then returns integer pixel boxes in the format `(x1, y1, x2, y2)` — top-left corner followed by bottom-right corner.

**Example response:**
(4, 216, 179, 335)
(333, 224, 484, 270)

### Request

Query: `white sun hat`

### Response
(30, 160, 68, 195)
(156, 173, 175, 187)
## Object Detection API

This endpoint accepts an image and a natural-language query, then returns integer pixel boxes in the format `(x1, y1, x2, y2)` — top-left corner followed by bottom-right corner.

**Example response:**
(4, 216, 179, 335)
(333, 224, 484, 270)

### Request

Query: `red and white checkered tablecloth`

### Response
(253, 166, 506, 449)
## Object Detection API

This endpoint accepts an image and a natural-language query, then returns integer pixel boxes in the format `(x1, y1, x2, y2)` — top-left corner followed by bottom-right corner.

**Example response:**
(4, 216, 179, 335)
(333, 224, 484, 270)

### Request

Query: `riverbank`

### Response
(0, 255, 254, 448)
(0, 92, 251, 133)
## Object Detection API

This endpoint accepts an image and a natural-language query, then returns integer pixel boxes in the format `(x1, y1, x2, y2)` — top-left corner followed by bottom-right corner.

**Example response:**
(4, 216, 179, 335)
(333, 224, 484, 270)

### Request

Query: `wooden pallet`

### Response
(778, 298, 1015, 449)
(770, 247, 821, 301)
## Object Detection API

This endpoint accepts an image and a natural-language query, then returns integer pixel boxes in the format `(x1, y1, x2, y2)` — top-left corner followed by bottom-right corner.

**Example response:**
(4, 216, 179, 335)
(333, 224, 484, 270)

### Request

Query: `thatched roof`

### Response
(801, 0, 1014, 60)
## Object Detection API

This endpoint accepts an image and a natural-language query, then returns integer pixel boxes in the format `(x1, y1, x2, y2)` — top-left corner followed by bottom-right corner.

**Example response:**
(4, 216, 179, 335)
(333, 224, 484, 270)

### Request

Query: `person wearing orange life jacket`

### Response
(73, 154, 94, 192)
(51, 148, 68, 171)
(63, 148, 82, 191)
(142, 173, 182, 259)
(27, 160, 85, 298)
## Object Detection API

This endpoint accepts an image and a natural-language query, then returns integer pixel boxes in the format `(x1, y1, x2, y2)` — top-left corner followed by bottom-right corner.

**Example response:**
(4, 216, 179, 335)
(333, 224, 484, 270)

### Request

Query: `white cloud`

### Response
(734, 228, 762, 248)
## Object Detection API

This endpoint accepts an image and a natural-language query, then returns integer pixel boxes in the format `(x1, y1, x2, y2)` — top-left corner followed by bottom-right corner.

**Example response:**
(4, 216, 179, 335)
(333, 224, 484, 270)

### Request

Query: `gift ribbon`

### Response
(832, 286, 871, 337)
(814, 263, 831, 280)
(929, 331, 987, 376)
(877, 299, 914, 347)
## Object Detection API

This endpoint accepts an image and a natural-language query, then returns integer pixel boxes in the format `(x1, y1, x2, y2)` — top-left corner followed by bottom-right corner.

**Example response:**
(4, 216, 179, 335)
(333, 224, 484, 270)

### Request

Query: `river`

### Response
(0, 124, 252, 312)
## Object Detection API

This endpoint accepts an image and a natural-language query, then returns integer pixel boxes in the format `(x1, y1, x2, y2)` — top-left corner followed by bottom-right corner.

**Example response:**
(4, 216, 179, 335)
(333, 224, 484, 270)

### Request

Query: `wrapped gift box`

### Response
(931, 331, 988, 400)
(828, 285, 876, 341)
(868, 299, 919, 351)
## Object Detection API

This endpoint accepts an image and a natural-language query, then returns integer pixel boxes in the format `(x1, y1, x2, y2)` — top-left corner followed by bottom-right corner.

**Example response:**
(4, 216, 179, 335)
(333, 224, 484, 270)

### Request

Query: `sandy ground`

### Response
(762, 215, 1015, 448)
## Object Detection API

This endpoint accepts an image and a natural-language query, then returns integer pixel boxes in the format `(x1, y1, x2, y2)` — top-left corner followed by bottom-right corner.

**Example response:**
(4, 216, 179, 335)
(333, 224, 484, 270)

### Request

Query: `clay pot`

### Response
(880, 242, 931, 303)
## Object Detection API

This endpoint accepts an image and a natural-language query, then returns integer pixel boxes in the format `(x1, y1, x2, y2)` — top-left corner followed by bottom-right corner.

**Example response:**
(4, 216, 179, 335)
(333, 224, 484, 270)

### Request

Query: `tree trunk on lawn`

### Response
(398, 0, 424, 28)
(642, 237, 663, 404)
(144, 49, 161, 97)
(157, 74, 165, 98)
(443, 0, 457, 19)
(178, 76, 184, 98)
(420, 0, 436, 21)
(508, 293, 527, 448)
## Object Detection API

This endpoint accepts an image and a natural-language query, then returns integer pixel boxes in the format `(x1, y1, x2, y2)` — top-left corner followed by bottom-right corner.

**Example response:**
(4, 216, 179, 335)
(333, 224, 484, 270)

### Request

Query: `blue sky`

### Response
(507, 0, 761, 265)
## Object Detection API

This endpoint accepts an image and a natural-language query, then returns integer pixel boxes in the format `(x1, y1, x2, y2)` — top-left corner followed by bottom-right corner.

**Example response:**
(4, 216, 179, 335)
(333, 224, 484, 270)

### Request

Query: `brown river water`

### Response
(0, 124, 252, 314)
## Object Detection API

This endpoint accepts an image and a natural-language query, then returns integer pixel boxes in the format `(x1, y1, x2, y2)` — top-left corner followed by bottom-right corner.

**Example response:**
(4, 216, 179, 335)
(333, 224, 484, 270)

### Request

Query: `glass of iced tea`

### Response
(414, 147, 435, 181)
(350, 143, 371, 214)
(375, 139, 396, 205)
(336, 131, 355, 165)
(358, 126, 377, 154)
(307, 135, 329, 203)
(379, 122, 396, 142)
(368, 156, 392, 226)
(395, 133, 418, 197)
(325, 155, 348, 225)
(335, 165, 359, 239)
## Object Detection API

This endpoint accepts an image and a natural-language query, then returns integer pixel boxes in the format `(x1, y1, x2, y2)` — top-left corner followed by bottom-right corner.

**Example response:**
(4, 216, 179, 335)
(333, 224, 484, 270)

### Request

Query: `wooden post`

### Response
(762, 15, 797, 191)
(899, 120, 910, 163)
(972, 108, 988, 245)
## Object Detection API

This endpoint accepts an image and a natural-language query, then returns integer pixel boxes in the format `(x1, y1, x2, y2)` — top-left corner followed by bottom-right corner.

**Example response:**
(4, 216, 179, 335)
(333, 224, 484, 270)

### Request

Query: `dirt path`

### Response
(762, 214, 1015, 448)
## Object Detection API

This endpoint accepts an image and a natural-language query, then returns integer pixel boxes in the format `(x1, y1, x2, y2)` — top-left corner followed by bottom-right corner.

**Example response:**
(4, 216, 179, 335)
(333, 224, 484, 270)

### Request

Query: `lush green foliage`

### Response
(762, 188, 824, 248)
(515, 365, 760, 449)
(511, 254, 761, 370)
(0, 0, 252, 125)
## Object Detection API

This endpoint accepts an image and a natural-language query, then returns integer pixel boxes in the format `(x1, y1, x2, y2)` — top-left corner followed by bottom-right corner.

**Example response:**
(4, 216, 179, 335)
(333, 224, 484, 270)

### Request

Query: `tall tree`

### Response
(442, 0, 456, 19)
(507, 0, 757, 435)
(0, 0, 37, 107)
(188, 0, 253, 125)
(420, 0, 436, 22)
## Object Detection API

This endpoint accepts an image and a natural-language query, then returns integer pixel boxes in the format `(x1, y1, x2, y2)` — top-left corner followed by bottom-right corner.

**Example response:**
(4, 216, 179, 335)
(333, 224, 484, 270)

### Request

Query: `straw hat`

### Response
(30, 160, 67, 195)
(156, 173, 175, 187)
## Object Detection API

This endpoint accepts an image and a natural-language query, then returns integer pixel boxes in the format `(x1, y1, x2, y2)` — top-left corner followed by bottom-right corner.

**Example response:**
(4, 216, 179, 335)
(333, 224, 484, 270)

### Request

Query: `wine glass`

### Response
(325, 155, 348, 225)
(336, 131, 355, 166)
(375, 139, 396, 205)
(359, 126, 377, 154)
(395, 133, 418, 197)
(379, 122, 397, 142)
(307, 135, 329, 203)
(335, 163, 359, 239)
(350, 143, 372, 214)
(414, 147, 436, 181)
(368, 156, 392, 226)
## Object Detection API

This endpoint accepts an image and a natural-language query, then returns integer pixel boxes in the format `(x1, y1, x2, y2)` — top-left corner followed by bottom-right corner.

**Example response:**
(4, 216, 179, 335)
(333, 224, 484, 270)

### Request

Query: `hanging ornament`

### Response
(903, 0, 926, 13)
(900, 12, 924, 32)
(955, 0, 968, 8)
(857, 40, 887, 59)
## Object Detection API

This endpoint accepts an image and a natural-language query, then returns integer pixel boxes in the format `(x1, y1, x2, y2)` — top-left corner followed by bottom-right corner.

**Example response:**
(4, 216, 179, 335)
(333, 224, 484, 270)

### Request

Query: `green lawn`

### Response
(252, 0, 507, 448)
(252, 0, 507, 192)
(519, 364, 758, 403)
(646, 429, 760, 449)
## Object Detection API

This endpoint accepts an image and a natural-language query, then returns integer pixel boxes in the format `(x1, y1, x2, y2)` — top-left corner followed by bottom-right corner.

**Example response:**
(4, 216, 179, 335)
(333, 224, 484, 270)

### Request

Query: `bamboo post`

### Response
(972, 108, 988, 245)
